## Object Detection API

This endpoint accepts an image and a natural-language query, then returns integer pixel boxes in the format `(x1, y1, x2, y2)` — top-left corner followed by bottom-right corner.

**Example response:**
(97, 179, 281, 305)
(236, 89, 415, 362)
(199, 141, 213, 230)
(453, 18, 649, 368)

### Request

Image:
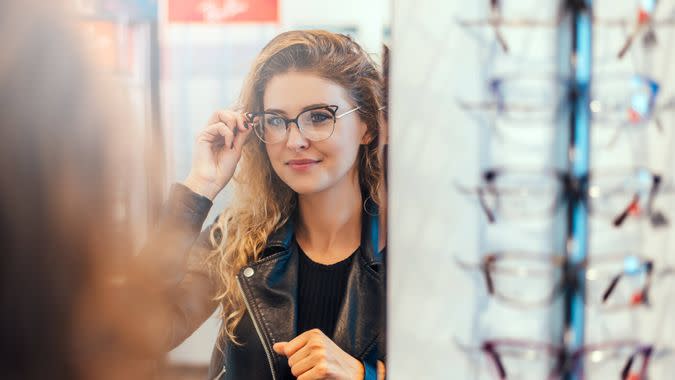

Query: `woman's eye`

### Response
(310, 112, 331, 123)
(266, 116, 285, 127)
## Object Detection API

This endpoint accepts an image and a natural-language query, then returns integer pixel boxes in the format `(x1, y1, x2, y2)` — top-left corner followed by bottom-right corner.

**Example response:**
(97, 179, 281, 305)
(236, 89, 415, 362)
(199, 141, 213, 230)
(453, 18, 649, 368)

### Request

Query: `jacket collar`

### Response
(264, 197, 382, 264)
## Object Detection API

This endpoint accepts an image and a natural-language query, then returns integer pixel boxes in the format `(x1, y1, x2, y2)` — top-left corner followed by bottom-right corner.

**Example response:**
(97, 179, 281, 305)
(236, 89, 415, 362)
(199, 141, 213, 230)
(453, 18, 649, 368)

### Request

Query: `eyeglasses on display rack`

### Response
(455, 337, 671, 380)
(455, 252, 674, 309)
(457, 74, 569, 124)
(591, 74, 675, 147)
(457, 74, 674, 148)
(455, 0, 564, 54)
(454, 167, 669, 228)
(456, 0, 675, 60)
(593, 0, 675, 59)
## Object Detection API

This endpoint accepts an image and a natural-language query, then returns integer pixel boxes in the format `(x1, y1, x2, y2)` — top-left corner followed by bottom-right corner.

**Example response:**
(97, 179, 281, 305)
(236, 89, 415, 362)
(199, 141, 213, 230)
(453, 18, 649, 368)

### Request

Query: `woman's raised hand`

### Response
(183, 110, 254, 200)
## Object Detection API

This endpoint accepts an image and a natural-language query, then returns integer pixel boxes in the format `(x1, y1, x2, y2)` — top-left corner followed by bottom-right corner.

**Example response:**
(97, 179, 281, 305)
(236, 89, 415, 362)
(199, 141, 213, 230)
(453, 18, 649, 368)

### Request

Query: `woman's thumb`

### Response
(273, 342, 287, 355)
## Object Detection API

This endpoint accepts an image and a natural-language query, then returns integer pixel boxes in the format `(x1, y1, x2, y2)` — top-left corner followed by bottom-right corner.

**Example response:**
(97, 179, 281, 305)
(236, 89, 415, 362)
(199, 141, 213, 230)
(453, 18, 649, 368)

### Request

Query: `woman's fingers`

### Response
(287, 342, 312, 368)
(278, 329, 315, 357)
(377, 360, 386, 380)
(296, 365, 328, 380)
(289, 351, 318, 378)
(207, 110, 237, 126)
(200, 122, 234, 149)
(204, 111, 252, 151)
(232, 113, 253, 151)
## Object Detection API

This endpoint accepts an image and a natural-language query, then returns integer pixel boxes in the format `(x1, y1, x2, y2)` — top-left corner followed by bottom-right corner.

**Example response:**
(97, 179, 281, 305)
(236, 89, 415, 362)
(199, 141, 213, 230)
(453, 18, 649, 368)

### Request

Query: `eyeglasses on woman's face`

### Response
(246, 104, 361, 144)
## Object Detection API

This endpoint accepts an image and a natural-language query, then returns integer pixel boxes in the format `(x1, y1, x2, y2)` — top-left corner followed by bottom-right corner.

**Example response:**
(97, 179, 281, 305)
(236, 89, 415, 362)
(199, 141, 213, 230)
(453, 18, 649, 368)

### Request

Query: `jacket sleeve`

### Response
(133, 183, 221, 351)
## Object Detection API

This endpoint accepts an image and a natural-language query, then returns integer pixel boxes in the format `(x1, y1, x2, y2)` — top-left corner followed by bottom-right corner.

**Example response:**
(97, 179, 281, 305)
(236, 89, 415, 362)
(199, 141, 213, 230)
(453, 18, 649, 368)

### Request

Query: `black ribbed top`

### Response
(296, 243, 356, 337)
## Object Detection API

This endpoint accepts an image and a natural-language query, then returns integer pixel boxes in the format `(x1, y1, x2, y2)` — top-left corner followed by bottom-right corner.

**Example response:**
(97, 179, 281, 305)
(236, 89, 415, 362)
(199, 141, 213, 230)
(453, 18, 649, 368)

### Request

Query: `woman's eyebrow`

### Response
(264, 103, 331, 115)
(263, 108, 287, 115)
(300, 103, 330, 112)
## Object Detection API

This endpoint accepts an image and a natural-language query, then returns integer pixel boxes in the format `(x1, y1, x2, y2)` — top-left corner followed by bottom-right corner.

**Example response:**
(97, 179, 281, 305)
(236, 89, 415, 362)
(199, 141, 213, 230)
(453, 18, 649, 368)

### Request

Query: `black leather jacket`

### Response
(141, 185, 385, 380)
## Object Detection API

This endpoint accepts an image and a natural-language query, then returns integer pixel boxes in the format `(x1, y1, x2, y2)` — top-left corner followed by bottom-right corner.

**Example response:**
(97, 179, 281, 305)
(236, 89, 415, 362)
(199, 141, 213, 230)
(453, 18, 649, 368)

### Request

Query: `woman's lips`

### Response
(287, 159, 320, 171)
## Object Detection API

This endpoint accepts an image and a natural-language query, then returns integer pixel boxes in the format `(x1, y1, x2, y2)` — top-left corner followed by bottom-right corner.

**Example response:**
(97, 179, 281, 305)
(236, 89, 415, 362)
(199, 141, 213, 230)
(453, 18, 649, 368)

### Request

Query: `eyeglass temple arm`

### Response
(618, 31, 639, 59)
(621, 346, 657, 380)
(602, 260, 655, 306)
(482, 256, 497, 294)
(656, 265, 675, 278)
(335, 106, 361, 119)
(601, 273, 623, 303)
(478, 188, 496, 223)
(454, 337, 507, 380)
(485, 345, 507, 380)
(654, 97, 675, 132)
(453, 337, 482, 354)
(487, 0, 513, 53)
(612, 194, 639, 227)
(617, 4, 658, 59)
(647, 176, 669, 227)
(453, 255, 481, 271)
(454, 254, 494, 293)
(620, 353, 637, 380)
(336, 105, 387, 119)
(453, 181, 496, 223)
(608, 171, 665, 228)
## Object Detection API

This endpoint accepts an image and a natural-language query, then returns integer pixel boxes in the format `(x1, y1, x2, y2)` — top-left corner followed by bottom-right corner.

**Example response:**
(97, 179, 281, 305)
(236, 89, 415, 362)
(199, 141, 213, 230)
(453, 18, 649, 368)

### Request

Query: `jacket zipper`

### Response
(237, 275, 277, 380)
(211, 364, 226, 380)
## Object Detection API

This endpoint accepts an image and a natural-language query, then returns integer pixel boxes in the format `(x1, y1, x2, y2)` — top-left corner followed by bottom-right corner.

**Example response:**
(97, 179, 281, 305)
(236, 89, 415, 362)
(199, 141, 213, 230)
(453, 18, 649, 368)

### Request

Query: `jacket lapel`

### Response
(332, 210, 384, 359)
(237, 218, 298, 377)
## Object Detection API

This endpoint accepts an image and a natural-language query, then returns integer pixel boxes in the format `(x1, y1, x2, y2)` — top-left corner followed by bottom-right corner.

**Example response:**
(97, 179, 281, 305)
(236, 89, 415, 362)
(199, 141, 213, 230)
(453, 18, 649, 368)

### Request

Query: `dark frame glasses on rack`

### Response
(455, 252, 674, 309)
(455, 337, 671, 380)
(454, 167, 669, 228)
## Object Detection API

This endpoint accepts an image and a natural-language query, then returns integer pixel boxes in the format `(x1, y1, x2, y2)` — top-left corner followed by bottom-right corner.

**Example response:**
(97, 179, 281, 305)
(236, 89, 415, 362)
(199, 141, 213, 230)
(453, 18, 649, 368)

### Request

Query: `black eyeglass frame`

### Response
(245, 104, 361, 144)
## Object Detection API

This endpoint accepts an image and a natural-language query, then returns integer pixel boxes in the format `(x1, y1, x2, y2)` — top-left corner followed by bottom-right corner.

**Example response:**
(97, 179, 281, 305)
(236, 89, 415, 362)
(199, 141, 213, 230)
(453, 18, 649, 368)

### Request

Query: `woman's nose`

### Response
(285, 122, 308, 150)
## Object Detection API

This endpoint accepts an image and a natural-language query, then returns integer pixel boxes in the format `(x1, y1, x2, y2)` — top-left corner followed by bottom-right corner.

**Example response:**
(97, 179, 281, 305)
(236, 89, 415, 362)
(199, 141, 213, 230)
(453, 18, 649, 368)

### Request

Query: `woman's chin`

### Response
(284, 177, 331, 196)
(288, 183, 325, 196)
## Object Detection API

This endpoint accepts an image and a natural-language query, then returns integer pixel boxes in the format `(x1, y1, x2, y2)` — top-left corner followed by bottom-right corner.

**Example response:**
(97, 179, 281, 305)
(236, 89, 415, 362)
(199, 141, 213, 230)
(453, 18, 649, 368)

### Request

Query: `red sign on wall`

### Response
(167, 0, 278, 23)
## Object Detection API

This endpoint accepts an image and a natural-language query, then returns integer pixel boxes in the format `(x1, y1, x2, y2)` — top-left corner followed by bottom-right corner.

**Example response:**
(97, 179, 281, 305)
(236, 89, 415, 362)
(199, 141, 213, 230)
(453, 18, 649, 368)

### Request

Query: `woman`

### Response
(139, 30, 387, 379)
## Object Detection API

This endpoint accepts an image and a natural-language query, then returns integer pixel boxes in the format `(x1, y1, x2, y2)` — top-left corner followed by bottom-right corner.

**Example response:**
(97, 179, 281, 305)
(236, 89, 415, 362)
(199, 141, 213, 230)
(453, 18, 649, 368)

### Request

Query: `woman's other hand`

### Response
(273, 328, 385, 380)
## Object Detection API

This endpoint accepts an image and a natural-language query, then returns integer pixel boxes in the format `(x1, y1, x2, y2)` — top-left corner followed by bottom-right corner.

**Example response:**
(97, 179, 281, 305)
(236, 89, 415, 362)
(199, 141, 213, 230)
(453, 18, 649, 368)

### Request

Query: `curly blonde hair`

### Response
(206, 30, 386, 344)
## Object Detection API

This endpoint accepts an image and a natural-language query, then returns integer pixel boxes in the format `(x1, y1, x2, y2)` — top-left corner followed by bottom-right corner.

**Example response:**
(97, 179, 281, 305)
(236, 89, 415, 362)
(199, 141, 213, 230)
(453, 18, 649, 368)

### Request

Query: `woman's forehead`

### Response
(263, 71, 351, 112)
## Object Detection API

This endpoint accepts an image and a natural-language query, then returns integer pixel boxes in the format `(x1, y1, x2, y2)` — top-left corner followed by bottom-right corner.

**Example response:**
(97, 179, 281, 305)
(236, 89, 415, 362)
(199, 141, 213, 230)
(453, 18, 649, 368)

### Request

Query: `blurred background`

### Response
(71, 0, 389, 377)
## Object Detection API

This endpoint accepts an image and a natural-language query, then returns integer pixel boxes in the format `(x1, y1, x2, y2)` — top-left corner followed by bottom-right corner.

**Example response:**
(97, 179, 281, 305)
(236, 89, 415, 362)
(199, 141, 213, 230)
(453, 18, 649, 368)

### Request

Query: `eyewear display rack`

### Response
(453, 0, 675, 378)
(388, 0, 675, 377)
